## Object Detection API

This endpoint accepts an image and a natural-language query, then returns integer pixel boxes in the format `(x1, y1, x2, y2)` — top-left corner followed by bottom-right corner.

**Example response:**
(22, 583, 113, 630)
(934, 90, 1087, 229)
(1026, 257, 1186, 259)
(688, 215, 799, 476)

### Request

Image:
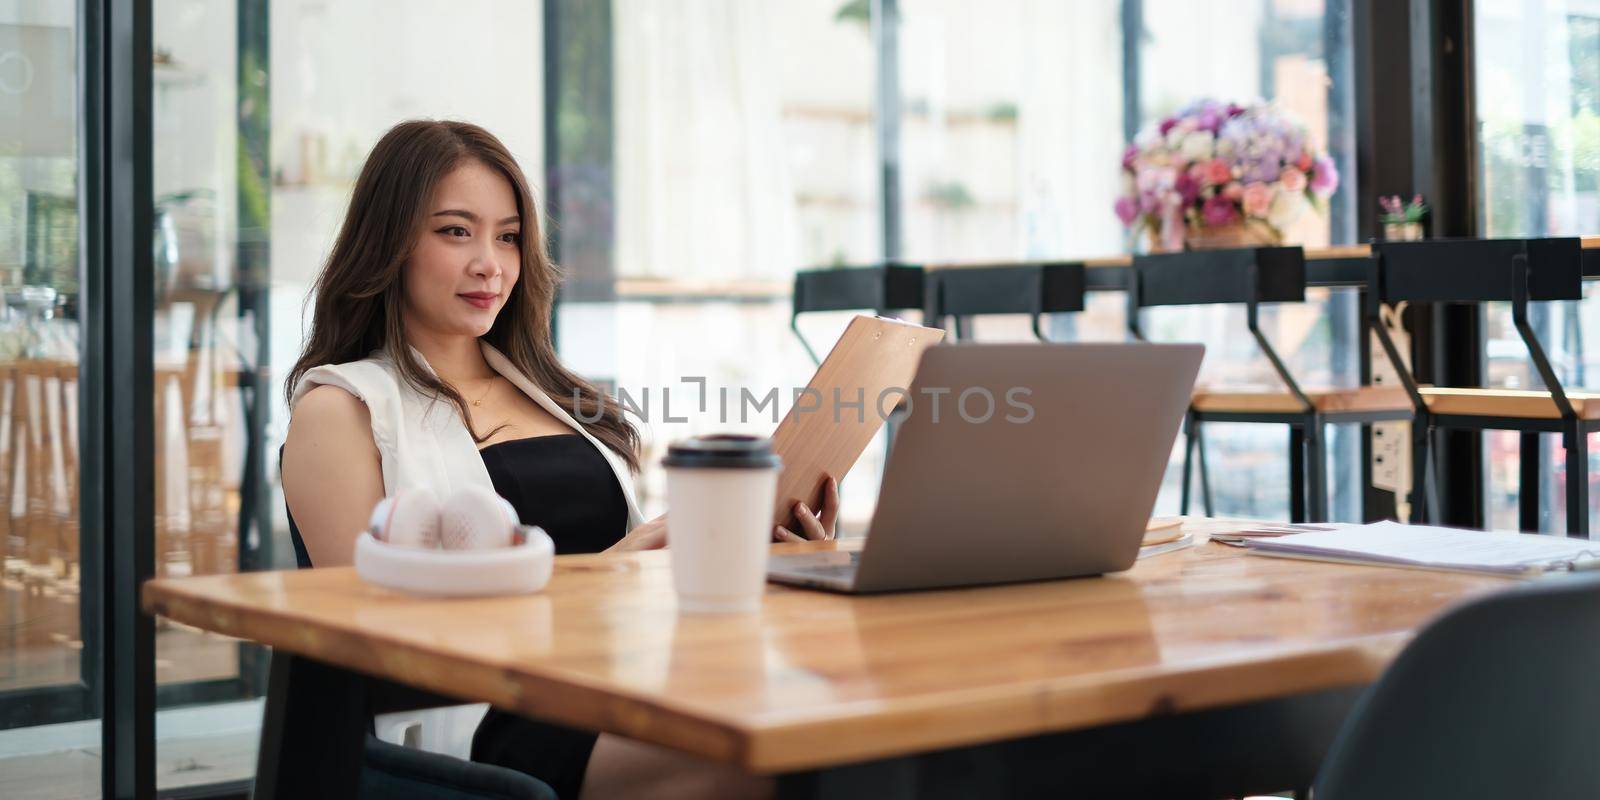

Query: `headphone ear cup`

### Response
(439, 485, 518, 550)
(368, 497, 396, 538)
(375, 488, 442, 549)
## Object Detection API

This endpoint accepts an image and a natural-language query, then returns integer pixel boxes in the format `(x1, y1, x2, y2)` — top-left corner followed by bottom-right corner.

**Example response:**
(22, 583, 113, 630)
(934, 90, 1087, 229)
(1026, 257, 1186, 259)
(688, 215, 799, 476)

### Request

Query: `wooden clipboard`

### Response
(771, 315, 945, 529)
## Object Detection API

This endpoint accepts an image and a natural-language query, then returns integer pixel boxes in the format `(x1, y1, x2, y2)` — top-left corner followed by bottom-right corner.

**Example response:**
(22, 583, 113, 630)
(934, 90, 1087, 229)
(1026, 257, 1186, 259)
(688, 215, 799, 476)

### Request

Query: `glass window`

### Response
(1475, 0, 1600, 532)
(895, 0, 1357, 519)
(149, 0, 543, 790)
(567, 0, 882, 530)
(0, 2, 98, 796)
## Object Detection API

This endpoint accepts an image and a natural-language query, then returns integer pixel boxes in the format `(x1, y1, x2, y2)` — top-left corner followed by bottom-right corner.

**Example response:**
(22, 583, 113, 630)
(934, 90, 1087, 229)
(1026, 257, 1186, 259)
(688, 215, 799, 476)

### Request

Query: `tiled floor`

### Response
(0, 700, 261, 799)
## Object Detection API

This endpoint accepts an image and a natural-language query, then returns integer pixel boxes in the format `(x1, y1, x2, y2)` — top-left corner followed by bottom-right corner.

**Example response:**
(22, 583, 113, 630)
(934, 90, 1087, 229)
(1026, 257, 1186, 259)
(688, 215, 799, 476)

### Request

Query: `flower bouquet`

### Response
(1114, 98, 1339, 251)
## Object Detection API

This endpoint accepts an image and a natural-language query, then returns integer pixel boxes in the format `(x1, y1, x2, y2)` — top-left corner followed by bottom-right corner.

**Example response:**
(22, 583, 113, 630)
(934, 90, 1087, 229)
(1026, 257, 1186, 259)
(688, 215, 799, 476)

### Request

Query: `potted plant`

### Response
(1379, 195, 1428, 241)
(1113, 98, 1339, 251)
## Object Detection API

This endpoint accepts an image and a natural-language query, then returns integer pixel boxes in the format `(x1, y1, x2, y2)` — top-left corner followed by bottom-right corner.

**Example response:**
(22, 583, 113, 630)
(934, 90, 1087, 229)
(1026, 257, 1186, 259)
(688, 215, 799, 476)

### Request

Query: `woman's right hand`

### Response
(607, 513, 669, 552)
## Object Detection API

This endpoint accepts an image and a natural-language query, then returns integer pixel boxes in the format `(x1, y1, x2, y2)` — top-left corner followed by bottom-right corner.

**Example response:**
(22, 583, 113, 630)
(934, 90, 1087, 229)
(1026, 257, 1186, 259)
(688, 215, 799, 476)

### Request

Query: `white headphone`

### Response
(369, 485, 521, 550)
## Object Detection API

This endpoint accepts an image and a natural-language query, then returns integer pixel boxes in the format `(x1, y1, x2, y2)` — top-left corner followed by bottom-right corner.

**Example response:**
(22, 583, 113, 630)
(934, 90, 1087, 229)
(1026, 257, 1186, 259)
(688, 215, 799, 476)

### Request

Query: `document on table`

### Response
(1246, 520, 1600, 576)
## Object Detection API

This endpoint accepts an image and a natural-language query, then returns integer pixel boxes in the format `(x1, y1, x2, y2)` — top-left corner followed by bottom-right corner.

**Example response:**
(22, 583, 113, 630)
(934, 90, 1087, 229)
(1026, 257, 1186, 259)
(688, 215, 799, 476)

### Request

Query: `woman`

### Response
(281, 120, 838, 799)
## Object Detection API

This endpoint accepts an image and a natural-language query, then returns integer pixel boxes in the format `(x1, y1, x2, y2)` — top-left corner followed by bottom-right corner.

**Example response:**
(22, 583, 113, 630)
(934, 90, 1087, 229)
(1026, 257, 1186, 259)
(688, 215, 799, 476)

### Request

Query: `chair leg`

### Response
(1520, 432, 1542, 532)
(1196, 423, 1215, 517)
(1565, 424, 1590, 538)
(1180, 415, 1195, 515)
(1410, 424, 1432, 525)
(1306, 419, 1328, 523)
(1289, 426, 1306, 524)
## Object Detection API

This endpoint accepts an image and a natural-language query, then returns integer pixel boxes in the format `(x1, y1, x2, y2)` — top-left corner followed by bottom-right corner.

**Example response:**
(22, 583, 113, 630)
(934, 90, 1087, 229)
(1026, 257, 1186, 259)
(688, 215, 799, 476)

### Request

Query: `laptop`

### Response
(766, 342, 1204, 594)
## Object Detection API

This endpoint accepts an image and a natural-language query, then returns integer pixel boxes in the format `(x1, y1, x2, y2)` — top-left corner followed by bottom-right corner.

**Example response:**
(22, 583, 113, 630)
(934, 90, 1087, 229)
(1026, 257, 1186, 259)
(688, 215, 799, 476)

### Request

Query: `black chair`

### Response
(1313, 572, 1600, 799)
(363, 734, 557, 800)
(1369, 237, 1591, 534)
(277, 471, 558, 799)
(1129, 247, 1412, 522)
(790, 263, 925, 363)
(921, 262, 1087, 343)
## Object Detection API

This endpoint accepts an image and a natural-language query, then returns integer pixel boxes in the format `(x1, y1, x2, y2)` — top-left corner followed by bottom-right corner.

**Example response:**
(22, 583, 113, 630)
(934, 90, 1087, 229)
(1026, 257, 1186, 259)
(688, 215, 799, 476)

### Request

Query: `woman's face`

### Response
(401, 159, 522, 339)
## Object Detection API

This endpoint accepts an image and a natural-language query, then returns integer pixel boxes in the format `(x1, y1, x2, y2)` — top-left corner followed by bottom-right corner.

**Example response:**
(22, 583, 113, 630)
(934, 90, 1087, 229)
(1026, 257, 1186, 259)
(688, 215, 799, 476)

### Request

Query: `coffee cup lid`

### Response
(661, 434, 782, 470)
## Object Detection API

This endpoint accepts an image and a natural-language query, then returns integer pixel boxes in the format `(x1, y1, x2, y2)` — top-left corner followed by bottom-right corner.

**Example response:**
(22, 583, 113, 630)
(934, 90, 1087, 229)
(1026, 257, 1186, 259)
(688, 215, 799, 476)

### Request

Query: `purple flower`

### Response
(1114, 196, 1139, 226)
(1310, 155, 1339, 197)
(1175, 172, 1201, 204)
(1202, 194, 1239, 227)
(1159, 116, 1179, 136)
(1122, 144, 1138, 170)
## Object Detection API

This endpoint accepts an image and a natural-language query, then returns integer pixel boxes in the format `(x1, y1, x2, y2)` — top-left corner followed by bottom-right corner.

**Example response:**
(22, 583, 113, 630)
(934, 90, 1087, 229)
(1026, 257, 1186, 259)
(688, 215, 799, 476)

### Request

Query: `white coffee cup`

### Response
(662, 434, 782, 613)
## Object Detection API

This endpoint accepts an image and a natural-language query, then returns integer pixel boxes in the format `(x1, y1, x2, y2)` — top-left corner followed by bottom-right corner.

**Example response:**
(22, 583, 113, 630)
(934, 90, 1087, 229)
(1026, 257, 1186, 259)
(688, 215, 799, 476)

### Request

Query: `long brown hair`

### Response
(285, 120, 640, 472)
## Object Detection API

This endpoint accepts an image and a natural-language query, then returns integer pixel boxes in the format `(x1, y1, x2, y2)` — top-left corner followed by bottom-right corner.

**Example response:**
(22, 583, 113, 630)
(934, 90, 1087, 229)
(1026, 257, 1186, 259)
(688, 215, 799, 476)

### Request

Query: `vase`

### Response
(1183, 221, 1282, 251)
(1383, 221, 1424, 242)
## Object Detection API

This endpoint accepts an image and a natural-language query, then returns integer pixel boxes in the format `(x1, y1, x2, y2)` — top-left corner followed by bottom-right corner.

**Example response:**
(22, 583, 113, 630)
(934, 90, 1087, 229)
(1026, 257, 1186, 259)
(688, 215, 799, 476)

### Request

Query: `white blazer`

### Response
(288, 338, 644, 757)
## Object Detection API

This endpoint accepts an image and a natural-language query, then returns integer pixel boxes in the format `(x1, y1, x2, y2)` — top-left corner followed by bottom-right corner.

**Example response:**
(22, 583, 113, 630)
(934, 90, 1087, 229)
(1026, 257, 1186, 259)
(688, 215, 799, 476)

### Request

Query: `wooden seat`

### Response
(1192, 385, 1415, 415)
(1420, 387, 1600, 420)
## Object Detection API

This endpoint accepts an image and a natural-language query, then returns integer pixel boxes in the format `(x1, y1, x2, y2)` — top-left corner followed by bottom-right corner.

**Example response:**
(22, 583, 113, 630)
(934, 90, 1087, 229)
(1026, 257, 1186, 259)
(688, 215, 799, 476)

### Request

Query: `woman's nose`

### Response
(468, 247, 501, 279)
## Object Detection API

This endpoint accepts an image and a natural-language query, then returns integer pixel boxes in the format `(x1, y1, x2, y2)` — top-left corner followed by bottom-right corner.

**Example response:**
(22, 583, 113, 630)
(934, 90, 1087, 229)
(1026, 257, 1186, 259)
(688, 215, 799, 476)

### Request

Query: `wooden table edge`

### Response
(141, 580, 762, 765)
(143, 567, 1423, 774)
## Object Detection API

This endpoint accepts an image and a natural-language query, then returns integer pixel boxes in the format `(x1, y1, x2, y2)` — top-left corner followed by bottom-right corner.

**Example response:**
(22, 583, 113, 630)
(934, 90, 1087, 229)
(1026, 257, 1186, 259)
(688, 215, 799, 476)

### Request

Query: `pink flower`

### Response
(1201, 195, 1238, 227)
(1204, 158, 1232, 185)
(1159, 116, 1179, 136)
(1223, 181, 1245, 200)
(1295, 152, 1314, 172)
(1310, 156, 1339, 198)
(1114, 196, 1139, 226)
(1279, 167, 1308, 194)
(1242, 182, 1273, 217)
(1175, 172, 1201, 204)
(1122, 144, 1138, 170)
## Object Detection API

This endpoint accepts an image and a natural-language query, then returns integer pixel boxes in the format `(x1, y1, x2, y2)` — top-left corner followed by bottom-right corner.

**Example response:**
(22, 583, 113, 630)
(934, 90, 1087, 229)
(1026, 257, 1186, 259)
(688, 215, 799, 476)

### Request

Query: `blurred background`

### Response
(1, 0, 1598, 796)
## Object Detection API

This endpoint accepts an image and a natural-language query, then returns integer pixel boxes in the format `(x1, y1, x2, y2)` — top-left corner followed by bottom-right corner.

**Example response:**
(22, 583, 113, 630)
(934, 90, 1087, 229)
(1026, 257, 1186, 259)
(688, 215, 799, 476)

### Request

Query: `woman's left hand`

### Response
(773, 474, 839, 542)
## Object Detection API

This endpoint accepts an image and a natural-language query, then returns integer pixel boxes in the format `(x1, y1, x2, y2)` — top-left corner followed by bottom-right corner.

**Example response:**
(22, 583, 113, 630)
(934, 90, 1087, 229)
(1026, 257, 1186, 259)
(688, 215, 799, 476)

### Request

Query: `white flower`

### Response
(1267, 190, 1310, 230)
(1180, 131, 1215, 162)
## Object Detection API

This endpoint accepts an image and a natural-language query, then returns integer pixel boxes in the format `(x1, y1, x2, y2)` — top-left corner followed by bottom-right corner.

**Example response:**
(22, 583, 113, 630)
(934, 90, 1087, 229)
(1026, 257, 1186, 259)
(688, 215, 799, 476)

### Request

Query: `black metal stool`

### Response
(1129, 247, 1412, 522)
(921, 262, 1088, 343)
(1369, 237, 1592, 536)
(790, 263, 927, 450)
(790, 263, 925, 363)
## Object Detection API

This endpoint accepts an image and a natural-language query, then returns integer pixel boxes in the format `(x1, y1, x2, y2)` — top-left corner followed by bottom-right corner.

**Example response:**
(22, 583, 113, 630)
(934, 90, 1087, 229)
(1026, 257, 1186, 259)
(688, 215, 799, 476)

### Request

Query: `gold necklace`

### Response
(464, 377, 496, 407)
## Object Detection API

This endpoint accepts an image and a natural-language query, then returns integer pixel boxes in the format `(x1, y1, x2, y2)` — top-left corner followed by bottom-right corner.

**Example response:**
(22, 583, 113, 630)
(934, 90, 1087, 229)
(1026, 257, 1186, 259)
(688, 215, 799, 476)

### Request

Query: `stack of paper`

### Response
(1247, 521, 1600, 576)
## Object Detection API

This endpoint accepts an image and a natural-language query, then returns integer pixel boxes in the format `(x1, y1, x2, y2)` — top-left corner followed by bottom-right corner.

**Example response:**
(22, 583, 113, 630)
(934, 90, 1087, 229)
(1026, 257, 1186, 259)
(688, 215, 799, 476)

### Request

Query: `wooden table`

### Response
(142, 519, 1513, 798)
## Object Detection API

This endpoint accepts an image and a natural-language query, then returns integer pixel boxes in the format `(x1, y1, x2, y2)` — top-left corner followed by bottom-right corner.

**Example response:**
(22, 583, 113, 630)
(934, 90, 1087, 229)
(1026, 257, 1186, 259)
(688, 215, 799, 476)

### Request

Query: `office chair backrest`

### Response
(1129, 246, 1305, 309)
(278, 445, 316, 569)
(1372, 237, 1582, 304)
(1314, 572, 1600, 800)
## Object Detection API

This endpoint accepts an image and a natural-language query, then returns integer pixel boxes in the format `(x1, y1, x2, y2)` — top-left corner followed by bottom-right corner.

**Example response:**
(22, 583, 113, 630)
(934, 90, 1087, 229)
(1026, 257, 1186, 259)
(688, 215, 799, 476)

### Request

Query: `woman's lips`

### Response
(459, 292, 497, 310)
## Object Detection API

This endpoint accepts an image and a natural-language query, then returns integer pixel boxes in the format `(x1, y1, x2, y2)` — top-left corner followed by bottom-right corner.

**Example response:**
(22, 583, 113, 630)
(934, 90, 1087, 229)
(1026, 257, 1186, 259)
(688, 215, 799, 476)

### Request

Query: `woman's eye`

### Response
(437, 225, 470, 238)
(499, 232, 521, 244)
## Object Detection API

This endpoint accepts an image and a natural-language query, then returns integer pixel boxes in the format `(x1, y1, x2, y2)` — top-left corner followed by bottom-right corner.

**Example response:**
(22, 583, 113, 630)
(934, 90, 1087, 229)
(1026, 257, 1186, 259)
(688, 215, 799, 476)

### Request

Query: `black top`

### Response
(285, 433, 628, 567)
(283, 433, 630, 799)
(479, 434, 629, 554)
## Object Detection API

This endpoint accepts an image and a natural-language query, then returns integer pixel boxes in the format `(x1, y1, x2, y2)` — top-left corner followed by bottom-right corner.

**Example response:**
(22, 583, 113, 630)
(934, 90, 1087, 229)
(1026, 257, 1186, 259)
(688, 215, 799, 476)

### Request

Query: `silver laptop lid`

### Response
(850, 342, 1203, 592)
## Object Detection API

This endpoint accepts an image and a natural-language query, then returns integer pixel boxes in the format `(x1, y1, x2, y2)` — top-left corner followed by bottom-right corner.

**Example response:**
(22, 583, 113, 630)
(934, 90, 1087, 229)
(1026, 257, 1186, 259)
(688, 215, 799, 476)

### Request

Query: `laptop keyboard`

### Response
(785, 551, 861, 576)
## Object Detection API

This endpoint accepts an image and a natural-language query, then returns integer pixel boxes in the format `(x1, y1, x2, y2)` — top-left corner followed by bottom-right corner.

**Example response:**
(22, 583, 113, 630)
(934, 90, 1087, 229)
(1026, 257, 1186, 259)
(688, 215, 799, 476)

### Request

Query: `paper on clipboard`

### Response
(1246, 521, 1600, 576)
(770, 315, 945, 529)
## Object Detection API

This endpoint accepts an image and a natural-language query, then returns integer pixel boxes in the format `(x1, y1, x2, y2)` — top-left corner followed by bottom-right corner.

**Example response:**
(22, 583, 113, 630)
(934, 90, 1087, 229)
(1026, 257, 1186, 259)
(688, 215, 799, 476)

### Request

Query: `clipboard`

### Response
(771, 315, 945, 529)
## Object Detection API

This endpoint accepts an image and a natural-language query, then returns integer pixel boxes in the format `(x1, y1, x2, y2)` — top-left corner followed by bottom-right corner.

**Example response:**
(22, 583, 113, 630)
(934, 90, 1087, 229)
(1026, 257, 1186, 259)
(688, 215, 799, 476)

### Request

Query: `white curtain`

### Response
(614, 0, 799, 281)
